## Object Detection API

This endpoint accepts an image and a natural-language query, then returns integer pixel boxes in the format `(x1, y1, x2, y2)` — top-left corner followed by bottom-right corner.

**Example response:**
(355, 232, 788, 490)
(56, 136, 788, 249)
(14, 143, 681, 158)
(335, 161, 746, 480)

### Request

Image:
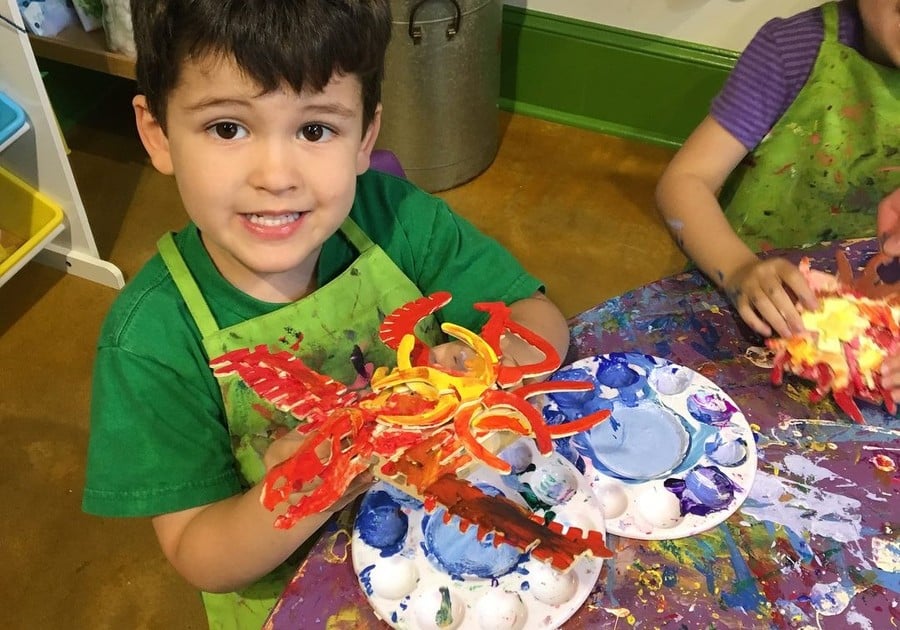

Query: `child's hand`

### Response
(429, 338, 532, 374)
(725, 257, 817, 338)
(877, 188, 900, 257)
(881, 353, 900, 404)
(429, 340, 478, 372)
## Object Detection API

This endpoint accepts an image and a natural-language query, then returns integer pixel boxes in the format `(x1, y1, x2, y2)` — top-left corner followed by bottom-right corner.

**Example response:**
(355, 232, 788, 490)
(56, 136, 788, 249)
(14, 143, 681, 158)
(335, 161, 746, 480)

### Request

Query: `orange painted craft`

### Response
(210, 292, 613, 570)
(768, 251, 900, 423)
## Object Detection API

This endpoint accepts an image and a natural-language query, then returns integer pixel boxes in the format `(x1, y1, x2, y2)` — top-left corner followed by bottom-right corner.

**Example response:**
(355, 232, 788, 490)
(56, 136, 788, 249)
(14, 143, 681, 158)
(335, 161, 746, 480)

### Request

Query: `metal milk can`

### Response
(379, 0, 502, 192)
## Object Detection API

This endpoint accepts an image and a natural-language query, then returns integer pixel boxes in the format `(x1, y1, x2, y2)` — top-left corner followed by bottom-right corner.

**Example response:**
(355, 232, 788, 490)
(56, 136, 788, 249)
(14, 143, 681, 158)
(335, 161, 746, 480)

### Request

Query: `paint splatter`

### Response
(871, 537, 900, 573)
(741, 470, 862, 543)
(869, 453, 895, 472)
(809, 581, 853, 616)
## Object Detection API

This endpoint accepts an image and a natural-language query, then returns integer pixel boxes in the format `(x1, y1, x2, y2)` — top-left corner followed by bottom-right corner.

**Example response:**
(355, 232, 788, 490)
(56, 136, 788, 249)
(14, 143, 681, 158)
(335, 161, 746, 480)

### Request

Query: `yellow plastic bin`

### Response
(0, 165, 65, 287)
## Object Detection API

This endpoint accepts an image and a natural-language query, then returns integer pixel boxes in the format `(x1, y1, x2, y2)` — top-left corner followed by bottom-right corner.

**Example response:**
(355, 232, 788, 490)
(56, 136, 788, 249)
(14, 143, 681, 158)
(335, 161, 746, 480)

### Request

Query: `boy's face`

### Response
(134, 54, 380, 301)
(858, 0, 900, 67)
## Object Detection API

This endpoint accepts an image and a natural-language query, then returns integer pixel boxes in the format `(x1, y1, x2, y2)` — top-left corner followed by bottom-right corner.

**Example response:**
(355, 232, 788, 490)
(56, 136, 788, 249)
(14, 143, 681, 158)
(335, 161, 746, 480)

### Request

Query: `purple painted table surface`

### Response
(266, 238, 899, 629)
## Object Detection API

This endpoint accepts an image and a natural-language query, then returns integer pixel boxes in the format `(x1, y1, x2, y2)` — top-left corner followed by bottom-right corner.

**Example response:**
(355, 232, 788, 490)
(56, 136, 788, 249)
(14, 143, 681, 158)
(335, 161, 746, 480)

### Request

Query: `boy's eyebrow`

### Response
(182, 98, 356, 118)
(184, 97, 252, 111)
(301, 103, 357, 118)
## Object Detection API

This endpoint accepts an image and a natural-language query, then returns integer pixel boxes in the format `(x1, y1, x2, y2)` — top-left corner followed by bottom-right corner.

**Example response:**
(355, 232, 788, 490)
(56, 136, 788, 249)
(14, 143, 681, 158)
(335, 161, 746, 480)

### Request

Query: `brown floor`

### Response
(1, 82, 684, 629)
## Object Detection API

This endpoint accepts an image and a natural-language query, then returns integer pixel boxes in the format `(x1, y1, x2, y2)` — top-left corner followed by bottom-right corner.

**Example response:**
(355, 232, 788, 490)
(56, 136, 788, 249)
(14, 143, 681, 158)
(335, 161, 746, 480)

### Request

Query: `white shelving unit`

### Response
(0, 0, 124, 289)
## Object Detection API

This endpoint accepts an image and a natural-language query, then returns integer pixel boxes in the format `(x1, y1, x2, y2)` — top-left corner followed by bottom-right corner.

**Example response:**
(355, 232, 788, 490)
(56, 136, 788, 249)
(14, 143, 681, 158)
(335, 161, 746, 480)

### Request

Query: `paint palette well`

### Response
(542, 352, 757, 540)
(351, 440, 605, 630)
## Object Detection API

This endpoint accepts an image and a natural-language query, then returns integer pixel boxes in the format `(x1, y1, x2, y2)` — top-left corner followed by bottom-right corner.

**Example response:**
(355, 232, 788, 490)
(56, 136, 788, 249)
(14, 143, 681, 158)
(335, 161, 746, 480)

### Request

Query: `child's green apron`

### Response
(158, 218, 442, 629)
(719, 1, 900, 251)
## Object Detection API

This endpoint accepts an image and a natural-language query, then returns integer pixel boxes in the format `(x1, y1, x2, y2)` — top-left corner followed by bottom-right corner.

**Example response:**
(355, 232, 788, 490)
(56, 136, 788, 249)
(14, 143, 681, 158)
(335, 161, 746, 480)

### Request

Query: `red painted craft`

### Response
(767, 251, 900, 423)
(210, 293, 613, 570)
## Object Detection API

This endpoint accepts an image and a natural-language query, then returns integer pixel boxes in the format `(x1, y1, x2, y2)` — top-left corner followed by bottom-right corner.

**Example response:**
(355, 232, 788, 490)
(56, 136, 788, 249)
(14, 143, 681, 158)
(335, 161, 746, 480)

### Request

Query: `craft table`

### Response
(265, 237, 899, 629)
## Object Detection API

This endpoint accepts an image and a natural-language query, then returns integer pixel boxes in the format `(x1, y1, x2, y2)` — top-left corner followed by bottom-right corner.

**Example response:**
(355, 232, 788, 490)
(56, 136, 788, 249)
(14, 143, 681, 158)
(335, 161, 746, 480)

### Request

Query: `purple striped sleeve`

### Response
(710, 1, 863, 151)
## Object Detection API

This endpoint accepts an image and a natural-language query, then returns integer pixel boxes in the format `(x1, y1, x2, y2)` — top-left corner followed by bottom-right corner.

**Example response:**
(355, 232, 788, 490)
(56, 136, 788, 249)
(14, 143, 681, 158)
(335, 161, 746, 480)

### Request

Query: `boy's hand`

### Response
(881, 353, 900, 404)
(877, 188, 900, 257)
(429, 340, 479, 372)
(725, 257, 817, 338)
(429, 338, 530, 374)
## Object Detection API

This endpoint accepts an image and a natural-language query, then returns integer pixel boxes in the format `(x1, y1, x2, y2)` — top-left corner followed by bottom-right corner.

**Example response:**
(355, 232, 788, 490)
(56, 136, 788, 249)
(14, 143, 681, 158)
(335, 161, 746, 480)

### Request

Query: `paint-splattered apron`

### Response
(158, 218, 441, 630)
(719, 1, 900, 251)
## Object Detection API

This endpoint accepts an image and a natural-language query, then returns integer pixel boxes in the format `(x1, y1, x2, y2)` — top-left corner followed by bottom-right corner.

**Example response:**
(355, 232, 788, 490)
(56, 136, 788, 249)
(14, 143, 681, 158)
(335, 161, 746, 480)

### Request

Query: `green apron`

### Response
(158, 218, 442, 629)
(719, 1, 900, 251)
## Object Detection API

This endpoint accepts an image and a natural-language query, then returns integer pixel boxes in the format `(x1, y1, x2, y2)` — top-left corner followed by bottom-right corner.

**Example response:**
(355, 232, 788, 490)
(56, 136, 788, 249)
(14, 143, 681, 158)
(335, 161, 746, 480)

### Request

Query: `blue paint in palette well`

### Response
(420, 483, 526, 579)
(579, 401, 691, 481)
(356, 490, 410, 556)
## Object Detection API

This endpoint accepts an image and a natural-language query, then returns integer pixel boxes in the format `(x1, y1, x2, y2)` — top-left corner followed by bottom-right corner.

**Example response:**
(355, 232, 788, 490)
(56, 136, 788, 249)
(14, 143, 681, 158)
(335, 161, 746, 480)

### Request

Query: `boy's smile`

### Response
(134, 54, 380, 303)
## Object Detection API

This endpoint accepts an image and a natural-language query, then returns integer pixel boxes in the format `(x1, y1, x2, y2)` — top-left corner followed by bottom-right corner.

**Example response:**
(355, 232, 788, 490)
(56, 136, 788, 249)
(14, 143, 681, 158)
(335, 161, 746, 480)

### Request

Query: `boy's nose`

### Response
(248, 140, 300, 194)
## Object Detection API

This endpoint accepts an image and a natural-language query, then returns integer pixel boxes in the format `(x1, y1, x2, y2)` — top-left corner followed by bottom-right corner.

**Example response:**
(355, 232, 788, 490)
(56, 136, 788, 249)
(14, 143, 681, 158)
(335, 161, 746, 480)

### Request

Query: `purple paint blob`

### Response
(687, 391, 738, 426)
(665, 466, 739, 516)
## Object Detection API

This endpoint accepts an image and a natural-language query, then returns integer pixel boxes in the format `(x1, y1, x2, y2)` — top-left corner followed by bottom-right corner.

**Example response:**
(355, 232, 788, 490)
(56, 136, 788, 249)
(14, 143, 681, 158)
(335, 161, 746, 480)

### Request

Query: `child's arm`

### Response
(881, 355, 900, 404)
(656, 115, 816, 337)
(503, 291, 570, 368)
(150, 437, 370, 594)
(430, 291, 569, 376)
(878, 188, 900, 404)
(877, 187, 900, 256)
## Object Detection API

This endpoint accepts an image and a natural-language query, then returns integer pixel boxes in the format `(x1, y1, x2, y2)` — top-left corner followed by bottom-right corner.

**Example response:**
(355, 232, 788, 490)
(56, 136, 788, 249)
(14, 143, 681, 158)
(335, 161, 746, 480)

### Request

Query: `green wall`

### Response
(499, 7, 739, 147)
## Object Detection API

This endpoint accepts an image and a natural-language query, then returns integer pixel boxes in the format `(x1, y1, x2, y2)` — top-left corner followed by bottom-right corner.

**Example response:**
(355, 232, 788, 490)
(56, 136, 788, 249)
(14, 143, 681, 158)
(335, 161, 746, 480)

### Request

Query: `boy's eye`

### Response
(208, 122, 247, 140)
(300, 124, 333, 142)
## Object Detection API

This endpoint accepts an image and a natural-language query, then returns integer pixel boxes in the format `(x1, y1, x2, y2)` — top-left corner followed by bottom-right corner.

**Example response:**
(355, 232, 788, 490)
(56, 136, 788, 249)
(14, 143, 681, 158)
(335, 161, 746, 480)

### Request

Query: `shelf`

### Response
(28, 25, 135, 80)
(0, 164, 66, 287)
(2, 0, 125, 289)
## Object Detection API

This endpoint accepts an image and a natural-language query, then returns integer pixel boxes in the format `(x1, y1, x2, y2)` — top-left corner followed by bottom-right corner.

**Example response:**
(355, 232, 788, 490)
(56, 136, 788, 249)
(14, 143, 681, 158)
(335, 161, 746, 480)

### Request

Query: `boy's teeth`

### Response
(247, 213, 300, 227)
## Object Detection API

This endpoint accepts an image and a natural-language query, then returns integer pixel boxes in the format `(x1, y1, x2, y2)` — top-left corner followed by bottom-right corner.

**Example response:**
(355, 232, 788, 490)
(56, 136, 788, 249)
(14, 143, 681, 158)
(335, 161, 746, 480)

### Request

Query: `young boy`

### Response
(656, 0, 900, 340)
(82, 1, 570, 628)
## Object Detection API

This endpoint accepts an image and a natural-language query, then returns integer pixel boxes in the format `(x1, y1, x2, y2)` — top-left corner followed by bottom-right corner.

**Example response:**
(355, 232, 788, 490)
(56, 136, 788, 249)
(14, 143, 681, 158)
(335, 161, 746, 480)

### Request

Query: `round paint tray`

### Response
(542, 352, 757, 540)
(351, 439, 606, 630)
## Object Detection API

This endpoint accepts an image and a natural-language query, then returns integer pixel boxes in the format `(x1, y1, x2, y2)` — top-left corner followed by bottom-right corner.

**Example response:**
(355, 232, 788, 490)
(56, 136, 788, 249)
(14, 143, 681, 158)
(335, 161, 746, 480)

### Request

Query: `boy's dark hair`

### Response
(131, 0, 392, 132)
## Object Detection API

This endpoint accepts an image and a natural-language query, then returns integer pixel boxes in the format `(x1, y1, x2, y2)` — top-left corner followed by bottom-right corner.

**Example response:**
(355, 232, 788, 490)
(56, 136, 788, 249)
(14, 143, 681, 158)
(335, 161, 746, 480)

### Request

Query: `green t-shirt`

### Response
(83, 169, 542, 517)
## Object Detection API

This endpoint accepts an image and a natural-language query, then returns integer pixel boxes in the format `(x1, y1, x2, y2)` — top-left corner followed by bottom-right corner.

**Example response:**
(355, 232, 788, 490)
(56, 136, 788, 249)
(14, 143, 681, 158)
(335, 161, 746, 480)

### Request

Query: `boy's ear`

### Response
(133, 95, 174, 175)
(356, 104, 382, 175)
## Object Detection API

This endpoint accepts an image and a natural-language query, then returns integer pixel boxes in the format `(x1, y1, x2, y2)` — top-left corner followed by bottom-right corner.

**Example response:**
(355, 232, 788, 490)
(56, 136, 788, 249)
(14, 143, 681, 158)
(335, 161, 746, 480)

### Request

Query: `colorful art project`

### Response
(767, 251, 900, 423)
(210, 292, 613, 571)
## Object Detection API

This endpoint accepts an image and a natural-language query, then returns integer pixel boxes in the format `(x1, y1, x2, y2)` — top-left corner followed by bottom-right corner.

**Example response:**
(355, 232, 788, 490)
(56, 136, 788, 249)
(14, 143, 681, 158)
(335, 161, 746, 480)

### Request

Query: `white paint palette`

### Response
(351, 440, 606, 630)
(541, 353, 757, 540)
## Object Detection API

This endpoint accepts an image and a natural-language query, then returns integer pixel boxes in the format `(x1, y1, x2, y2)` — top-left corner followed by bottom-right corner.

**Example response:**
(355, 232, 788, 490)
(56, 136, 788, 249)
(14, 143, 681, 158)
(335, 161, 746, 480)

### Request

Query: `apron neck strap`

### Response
(157, 232, 221, 337)
(339, 217, 374, 252)
(158, 220, 373, 338)
(822, 1, 839, 43)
